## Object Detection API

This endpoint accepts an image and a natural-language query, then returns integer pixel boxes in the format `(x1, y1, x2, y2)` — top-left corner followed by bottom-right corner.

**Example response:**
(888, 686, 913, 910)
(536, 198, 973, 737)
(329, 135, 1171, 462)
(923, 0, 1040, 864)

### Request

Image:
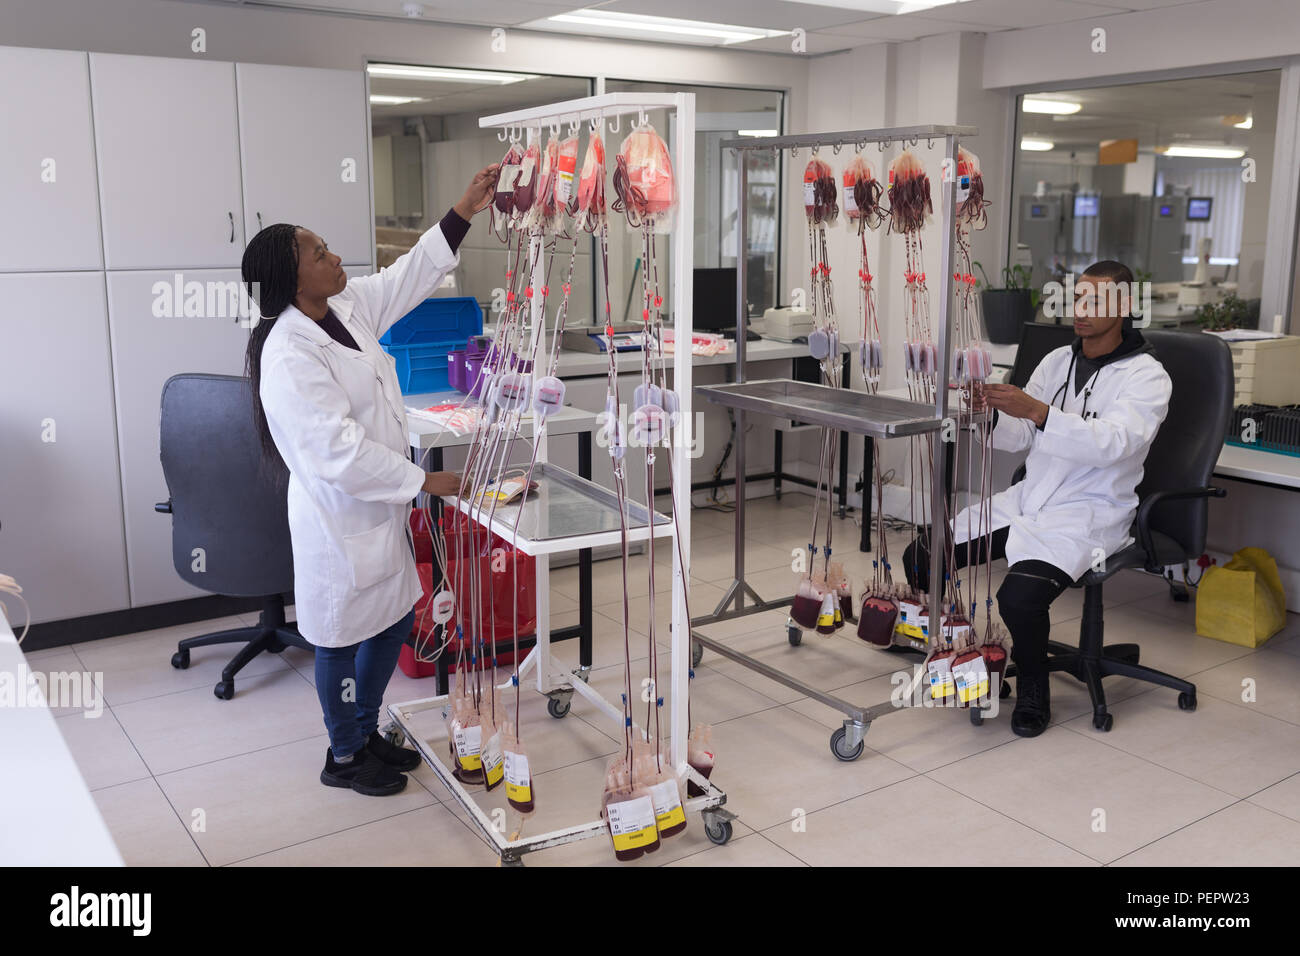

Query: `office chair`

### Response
(156, 373, 311, 699)
(1006, 328, 1232, 731)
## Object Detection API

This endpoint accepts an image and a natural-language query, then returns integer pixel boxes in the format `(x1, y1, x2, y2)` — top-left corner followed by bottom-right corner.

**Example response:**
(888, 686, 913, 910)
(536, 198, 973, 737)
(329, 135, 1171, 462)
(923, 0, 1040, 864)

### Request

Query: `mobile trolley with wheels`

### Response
(689, 124, 999, 760)
(386, 93, 732, 864)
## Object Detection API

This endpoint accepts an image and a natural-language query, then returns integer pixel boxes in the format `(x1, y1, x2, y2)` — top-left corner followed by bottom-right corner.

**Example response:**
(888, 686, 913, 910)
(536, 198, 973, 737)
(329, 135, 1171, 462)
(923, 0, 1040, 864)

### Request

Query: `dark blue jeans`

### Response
(314, 608, 414, 760)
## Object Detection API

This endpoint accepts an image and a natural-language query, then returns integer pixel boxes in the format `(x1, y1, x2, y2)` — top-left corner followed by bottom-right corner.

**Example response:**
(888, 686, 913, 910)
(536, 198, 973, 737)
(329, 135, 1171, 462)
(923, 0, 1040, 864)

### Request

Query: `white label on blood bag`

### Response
(843, 188, 858, 213)
(957, 174, 971, 202)
(498, 164, 522, 193)
(504, 749, 530, 787)
(556, 169, 575, 204)
(803, 182, 815, 207)
(928, 656, 955, 699)
(650, 778, 686, 830)
(452, 721, 482, 758)
(480, 730, 504, 785)
(607, 795, 656, 838)
(518, 156, 535, 187)
(954, 655, 989, 703)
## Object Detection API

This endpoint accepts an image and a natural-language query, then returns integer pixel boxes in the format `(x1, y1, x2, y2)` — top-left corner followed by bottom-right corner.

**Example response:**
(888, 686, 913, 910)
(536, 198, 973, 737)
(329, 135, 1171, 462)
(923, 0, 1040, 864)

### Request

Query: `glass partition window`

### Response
(1009, 71, 1281, 327)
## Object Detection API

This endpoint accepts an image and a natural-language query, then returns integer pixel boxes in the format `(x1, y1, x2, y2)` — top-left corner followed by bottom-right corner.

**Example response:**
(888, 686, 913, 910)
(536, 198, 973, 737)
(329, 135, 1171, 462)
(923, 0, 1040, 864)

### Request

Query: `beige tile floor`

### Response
(32, 491, 1300, 867)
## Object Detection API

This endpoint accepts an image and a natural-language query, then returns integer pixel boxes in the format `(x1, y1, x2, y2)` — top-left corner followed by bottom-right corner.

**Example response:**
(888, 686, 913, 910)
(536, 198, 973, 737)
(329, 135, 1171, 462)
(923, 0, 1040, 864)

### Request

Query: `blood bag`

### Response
(815, 591, 837, 635)
(857, 594, 900, 646)
(577, 132, 606, 232)
(479, 714, 505, 791)
(532, 375, 565, 418)
(631, 404, 667, 446)
(617, 122, 676, 230)
(555, 134, 579, 209)
(919, 342, 936, 375)
(502, 724, 535, 812)
(808, 328, 832, 361)
(926, 649, 957, 702)
(493, 142, 524, 218)
(802, 157, 838, 225)
(952, 646, 989, 706)
(791, 577, 824, 630)
(495, 371, 530, 411)
(513, 142, 541, 216)
(633, 382, 662, 410)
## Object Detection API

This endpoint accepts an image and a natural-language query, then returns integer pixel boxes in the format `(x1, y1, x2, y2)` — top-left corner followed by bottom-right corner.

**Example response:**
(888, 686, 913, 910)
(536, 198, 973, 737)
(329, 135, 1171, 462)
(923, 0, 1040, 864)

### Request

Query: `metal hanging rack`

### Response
(692, 123, 992, 761)
(385, 92, 732, 864)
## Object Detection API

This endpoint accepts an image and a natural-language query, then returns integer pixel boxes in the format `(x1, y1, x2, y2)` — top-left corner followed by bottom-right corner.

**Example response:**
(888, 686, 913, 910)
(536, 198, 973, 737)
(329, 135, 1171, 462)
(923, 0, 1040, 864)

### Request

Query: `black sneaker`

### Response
(367, 731, 422, 772)
(1011, 673, 1051, 738)
(320, 747, 407, 796)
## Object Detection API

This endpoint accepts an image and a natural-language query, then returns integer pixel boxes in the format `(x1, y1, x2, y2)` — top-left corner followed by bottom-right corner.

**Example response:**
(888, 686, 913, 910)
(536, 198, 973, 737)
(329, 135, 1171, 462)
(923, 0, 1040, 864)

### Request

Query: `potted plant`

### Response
(1195, 294, 1251, 332)
(974, 262, 1035, 344)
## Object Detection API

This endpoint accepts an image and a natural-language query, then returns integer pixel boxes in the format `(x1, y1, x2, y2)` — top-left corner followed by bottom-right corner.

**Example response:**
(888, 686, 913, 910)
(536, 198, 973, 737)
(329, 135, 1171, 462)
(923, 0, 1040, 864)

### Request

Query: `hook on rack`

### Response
(609, 113, 621, 134)
(550, 120, 560, 137)
(637, 108, 647, 125)
(926, 137, 935, 149)
(569, 118, 580, 136)
(497, 127, 508, 142)
(832, 142, 843, 154)
(909, 135, 918, 147)
(589, 114, 602, 134)
(790, 145, 798, 159)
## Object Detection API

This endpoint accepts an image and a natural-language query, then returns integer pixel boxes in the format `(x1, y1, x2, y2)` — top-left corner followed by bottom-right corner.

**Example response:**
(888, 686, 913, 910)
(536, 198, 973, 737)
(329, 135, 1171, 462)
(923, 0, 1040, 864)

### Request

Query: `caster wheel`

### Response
(704, 819, 733, 846)
(691, 641, 703, 668)
(999, 678, 1011, 699)
(1178, 691, 1197, 712)
(547, 697, 571, 719)
(1093, 712, 1113, 732)
(829, 726, 865, 762)
(787, 626, 802, 647)
(171, 650, 190, 670)
(383, 728, 406, 748)
(213, 680, 233, 700)
(969, 707, 984, 726)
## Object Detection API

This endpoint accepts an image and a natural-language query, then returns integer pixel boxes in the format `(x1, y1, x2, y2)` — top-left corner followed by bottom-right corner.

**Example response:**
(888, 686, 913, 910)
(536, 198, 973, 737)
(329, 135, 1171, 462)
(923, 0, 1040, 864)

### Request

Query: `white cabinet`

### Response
(0, 47, 102, 272)
(0, 273, 129, 622)
(106, 269, 251, 607)
(237, 64, 372, 265)
(90, 54, 245, 270)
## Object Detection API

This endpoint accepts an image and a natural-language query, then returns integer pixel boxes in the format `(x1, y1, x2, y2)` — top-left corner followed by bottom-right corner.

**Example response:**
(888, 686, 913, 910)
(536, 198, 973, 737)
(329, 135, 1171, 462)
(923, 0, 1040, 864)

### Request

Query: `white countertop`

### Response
(0, 620, 124, 865)
(405, 390, 600, 450)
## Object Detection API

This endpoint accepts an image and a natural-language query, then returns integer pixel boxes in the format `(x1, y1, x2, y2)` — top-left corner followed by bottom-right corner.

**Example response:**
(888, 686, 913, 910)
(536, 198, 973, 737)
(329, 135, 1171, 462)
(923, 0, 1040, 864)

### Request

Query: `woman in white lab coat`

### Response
(241, 164, 498, 796)
(903, 261, 1171, 738)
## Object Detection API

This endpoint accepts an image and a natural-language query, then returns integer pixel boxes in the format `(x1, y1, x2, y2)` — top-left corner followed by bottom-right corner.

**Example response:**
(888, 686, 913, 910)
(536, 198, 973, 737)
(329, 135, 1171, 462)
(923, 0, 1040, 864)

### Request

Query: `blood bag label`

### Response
(803, 182, 815, 207)
(498, 164, 522, 193)
(504, 750, 531, 802)
(480, 730, 504, 786)
(957, 174, 971, 202)
(451, 720, 482, 771)
(954, 656, 989, 704)
(843, 189, 858, 213)
(518, 156, 535, 187)
(927, 656, 956, 701)
(650, 778, 686, 831)
(607, 795, 658, 851)
(556, 151, 577, 204)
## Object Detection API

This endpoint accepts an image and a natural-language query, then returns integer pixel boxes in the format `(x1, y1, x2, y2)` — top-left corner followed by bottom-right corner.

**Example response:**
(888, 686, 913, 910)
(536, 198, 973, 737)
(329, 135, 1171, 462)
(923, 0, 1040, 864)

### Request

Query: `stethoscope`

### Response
(1049, 350, 1102, 421)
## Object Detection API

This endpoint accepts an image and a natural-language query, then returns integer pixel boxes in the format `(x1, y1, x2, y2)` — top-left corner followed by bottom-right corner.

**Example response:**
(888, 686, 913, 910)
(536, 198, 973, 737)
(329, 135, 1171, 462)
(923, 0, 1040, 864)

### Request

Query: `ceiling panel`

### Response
(912, 0, 1143, 28)
(828, 13, 1005, 39)
(596, 0, 883, 32)
(244, 0, 578, 28)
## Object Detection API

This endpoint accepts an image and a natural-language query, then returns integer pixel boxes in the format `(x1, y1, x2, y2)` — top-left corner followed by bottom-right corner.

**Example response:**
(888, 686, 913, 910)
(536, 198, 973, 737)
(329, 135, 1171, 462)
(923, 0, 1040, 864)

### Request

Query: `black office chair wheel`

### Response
(1178, 691, 1197, 712)
(787, 625, 802, 647)
(691, 641, 703, 668)
(704, 819, 733, 846)
(547, 697, 570, 719)
(171, 650, 190, 670)
(829, 726, 865, 762)
(213, 680, 234, 700)
(1093, 712, 1113, 732)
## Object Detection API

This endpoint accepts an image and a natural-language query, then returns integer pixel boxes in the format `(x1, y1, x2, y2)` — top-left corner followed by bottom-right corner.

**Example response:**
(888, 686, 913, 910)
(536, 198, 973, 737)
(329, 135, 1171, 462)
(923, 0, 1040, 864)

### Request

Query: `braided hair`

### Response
(242, 222, 300, 474)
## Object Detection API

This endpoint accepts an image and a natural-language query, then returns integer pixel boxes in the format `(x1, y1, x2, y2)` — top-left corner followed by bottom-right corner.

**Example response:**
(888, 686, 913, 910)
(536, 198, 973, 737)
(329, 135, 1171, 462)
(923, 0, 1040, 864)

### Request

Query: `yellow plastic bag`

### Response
(1195, 547, 1287, 648)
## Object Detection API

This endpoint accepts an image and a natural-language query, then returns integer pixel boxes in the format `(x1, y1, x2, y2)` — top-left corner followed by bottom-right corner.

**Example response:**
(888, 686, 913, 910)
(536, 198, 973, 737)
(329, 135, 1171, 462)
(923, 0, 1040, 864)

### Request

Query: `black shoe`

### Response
(1011, 673, 1051, 738)
(320, 748, 408, 796)
(367, 731, 422, 772)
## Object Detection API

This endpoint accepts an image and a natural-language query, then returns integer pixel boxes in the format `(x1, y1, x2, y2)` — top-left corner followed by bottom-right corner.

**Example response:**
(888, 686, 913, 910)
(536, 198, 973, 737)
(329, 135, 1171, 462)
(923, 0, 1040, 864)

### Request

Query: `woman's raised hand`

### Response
(454, 164, 501, 219)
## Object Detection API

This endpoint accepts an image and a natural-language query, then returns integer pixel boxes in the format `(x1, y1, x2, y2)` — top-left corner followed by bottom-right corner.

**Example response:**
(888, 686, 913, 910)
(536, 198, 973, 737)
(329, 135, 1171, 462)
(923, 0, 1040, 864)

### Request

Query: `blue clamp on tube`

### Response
(656, 697, 664, 707)
(625, 717, 632, 728)
(688, 669, 695, 679)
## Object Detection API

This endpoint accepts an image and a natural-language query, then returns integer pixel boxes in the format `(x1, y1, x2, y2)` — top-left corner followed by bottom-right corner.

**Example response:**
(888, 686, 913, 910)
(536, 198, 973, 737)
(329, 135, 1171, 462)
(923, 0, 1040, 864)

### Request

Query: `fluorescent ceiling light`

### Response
(738, 129, 779, 137)
(1162, 145, 1245, 159)
(777, 0, 963, 12)
(1020, 137, 1054, 151)
(366, 64, 536, 84)
(1234, 115, 1253, 129)
(369, 95, 428, 105)
(1022, 97, 1081, 115)
(543, 10, 788, 45)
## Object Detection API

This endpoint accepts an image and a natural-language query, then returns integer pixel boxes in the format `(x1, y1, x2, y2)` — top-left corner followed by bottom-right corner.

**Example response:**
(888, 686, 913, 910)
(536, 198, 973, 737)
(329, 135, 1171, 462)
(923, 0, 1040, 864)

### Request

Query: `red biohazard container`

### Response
(399, 507, 537, 678)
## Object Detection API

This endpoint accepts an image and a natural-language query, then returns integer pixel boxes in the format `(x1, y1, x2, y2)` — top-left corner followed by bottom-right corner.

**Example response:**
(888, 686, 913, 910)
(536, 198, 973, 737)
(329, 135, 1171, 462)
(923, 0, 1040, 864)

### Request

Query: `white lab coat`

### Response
(950, 344, 1172, 581)
(259, 226, 459, 648)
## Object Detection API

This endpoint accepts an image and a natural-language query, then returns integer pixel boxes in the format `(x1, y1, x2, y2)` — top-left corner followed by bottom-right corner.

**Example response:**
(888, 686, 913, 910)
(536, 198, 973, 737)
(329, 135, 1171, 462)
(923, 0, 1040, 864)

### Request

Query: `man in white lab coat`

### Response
(904, 261, 1172, 737)
(242, 164, 499, 795)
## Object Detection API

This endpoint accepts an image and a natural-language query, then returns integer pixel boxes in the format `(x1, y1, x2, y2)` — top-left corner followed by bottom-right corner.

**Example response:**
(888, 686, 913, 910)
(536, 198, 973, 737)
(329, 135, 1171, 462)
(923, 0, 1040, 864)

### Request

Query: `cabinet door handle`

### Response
(257, 212, 263, 231)
(228, 211, 235, 242)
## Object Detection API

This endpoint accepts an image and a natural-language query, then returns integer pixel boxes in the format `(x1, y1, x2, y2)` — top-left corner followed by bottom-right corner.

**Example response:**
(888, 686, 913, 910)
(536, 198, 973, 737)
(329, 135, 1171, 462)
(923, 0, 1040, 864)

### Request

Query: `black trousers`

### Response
(902, 526, 1075, 681)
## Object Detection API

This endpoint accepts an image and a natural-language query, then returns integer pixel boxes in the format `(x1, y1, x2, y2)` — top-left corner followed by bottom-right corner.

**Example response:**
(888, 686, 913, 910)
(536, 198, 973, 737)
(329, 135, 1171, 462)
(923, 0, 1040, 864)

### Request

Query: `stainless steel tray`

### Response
(442, 462, 672, 556)
(696, 379, 961, 438)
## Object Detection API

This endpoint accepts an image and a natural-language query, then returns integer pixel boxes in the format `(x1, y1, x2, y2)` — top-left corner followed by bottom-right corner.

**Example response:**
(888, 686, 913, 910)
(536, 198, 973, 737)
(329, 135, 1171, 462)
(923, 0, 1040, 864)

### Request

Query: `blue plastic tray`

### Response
(381, 296, 483, 394)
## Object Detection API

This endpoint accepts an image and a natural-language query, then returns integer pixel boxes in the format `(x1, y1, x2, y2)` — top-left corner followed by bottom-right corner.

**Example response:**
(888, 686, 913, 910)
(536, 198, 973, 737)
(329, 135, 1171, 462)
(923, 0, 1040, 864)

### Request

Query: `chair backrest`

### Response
(1136, 329, 1233, 558)
(1009, 321, 1076, 388)
(159, 373, 294, 597)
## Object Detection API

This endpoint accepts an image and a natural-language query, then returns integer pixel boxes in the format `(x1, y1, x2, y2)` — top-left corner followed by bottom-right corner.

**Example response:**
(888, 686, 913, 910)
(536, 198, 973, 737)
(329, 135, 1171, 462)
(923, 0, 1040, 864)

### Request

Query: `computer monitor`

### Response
(692, 267, 739, 333)
(1073, 194, 1100, 218)
(1187, 197, 1213, 221)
